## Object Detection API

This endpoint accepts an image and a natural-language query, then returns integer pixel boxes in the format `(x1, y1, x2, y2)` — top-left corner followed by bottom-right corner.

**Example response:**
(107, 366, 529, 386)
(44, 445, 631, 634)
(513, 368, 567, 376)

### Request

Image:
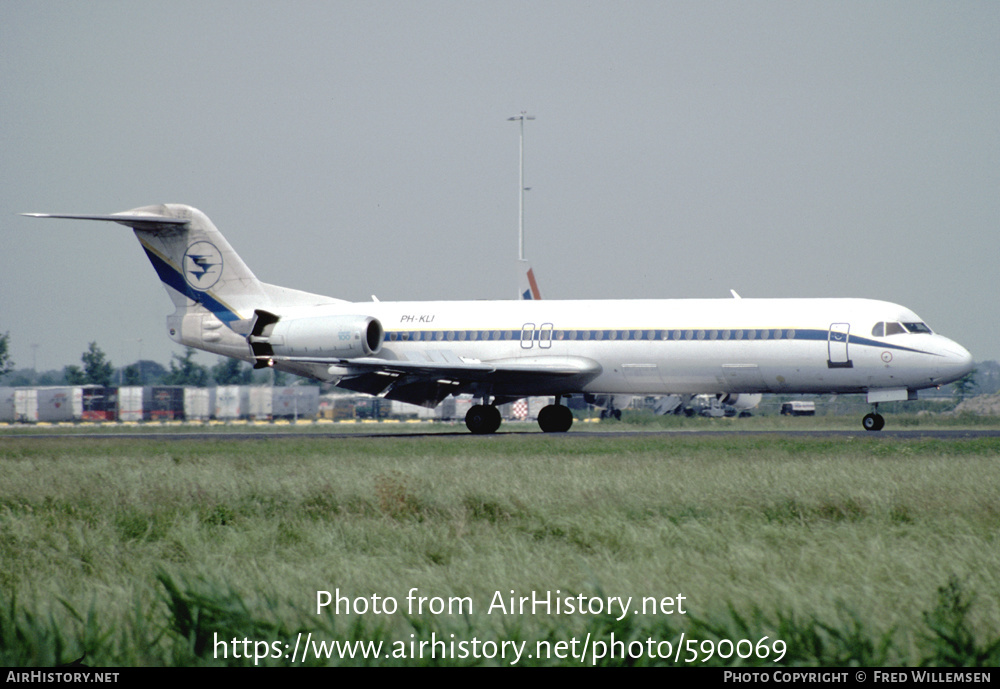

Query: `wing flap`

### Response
(336, 371, 403, 397)
(310, 355, 602, 408)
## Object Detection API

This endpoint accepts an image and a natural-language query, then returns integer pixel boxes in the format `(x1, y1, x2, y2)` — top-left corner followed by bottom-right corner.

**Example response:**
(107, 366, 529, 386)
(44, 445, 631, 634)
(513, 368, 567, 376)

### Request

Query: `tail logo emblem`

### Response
(183, 241, 223, 291)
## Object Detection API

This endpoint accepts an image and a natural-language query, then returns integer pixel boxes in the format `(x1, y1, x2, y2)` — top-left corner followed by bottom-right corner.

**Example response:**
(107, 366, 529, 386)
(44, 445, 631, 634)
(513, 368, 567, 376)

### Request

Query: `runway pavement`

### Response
(3, 424, 999, 442)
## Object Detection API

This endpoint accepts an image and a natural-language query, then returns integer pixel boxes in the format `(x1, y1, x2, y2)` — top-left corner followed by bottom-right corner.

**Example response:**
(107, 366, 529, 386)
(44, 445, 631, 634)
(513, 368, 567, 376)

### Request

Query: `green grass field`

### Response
(1, 430, 998, 666)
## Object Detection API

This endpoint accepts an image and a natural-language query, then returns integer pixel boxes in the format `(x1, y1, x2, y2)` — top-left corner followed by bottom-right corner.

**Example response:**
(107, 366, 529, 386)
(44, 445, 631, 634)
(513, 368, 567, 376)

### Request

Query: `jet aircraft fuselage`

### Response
(25, 205, 974, 433)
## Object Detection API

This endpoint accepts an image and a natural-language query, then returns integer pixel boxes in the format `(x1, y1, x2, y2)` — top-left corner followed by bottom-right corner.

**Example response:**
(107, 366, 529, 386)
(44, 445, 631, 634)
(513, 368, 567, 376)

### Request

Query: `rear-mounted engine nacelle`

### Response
(249, 311, 383, 363)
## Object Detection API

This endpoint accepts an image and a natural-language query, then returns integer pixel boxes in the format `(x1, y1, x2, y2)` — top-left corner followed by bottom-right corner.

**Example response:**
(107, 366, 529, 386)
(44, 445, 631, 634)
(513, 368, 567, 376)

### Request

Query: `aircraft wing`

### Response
(270, 354, 602, 407)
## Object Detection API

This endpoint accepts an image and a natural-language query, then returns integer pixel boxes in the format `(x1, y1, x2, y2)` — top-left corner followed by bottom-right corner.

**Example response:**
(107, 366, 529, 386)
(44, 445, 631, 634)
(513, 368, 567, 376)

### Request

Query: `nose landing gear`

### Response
(863, 403, 885, 431)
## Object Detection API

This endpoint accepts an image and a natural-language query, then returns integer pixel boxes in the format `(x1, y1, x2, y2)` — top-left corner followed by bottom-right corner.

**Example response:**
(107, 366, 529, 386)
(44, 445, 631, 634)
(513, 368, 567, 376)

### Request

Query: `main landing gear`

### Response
(465, 404, 502, 435)
(863, 403, 885, 432)
(464, 396, 575, 434)
(537, 395, 573, 433)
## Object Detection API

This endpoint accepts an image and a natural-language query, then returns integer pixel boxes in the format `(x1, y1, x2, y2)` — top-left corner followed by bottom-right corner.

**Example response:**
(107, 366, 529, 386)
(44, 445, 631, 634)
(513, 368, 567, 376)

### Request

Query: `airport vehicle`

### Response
(781, 400, 817, 416)
(25, 204, 974, 434)
(684, 393, 763, 418)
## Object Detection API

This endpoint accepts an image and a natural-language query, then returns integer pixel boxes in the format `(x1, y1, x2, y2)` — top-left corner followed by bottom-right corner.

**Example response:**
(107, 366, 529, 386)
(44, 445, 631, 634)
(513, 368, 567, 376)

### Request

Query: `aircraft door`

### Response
(520, 323, 535, 349)
(828, 323, 853, 368)
(538, 323, 553, 349)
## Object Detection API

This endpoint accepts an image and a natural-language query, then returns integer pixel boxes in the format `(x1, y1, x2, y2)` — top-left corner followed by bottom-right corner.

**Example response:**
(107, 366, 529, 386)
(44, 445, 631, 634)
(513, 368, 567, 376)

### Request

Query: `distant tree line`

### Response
(0, 332, 14, 379)
(0, 335, 317, 388)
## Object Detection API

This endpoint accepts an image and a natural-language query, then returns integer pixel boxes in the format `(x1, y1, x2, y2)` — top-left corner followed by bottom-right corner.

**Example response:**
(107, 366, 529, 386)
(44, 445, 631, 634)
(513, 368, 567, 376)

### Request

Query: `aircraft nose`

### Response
(940, 340, 975, 382)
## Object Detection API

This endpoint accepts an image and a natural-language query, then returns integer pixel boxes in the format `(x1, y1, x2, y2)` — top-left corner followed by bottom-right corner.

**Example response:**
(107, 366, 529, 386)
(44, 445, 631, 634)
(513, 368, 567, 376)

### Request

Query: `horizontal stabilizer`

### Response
(22, 212, 188, 229)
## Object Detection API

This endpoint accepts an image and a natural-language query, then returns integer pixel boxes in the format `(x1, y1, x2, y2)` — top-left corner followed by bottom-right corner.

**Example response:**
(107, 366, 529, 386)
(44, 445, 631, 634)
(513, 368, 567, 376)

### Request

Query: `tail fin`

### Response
(518, 261, 542, 300)
(126, 204, 269, 321)
(25, 204, 283, 360)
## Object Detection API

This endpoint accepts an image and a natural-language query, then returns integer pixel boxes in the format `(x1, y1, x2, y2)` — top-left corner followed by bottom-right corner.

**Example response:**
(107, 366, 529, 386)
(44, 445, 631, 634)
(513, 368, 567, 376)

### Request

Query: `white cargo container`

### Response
(118, 386, 145, 421)
(248, 386, 272, 419)
(0, 388, 16, 422)
(184, 387, 216, 421)
(37, 387, 83, 422)
(215, 385, 250, 419)
(414, 403, 439, 420)
(272, 386, 319, 419)
(15, 388, 38, 422)
(448, 396, 475, 422)
(389, 400, 423, 419)
(432, 397, 455, 420)
(527, 396, 554, 420)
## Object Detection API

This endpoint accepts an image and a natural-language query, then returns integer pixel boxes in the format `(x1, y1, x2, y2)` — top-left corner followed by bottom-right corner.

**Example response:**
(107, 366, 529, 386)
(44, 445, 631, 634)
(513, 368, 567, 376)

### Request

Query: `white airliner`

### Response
(25, 204, 974, 433)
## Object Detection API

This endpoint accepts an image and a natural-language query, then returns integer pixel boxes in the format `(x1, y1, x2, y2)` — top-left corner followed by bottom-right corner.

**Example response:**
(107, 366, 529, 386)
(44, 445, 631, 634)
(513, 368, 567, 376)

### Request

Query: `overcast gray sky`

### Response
(3, 1, 998, 372)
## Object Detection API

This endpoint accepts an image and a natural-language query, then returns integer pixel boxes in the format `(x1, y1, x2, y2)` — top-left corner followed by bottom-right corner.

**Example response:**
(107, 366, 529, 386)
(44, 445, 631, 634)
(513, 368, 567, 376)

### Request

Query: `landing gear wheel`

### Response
(862, 413, 885, 432)
(466, 405, 502, 434)
(485, 405, 501, 433)
(537, 404, 573, 433)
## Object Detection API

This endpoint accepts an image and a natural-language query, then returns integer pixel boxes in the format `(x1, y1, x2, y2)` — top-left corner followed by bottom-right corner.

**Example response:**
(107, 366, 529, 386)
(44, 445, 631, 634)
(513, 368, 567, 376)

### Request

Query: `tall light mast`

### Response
(507, 111, 535, 262)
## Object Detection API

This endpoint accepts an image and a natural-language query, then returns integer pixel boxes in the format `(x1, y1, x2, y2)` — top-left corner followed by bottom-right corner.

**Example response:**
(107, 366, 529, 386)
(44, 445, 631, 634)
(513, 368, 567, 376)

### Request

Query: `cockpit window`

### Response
(872, 321, 932, 337)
